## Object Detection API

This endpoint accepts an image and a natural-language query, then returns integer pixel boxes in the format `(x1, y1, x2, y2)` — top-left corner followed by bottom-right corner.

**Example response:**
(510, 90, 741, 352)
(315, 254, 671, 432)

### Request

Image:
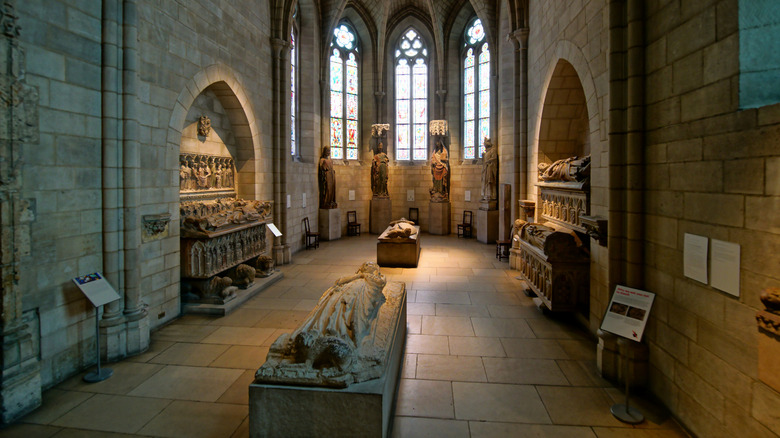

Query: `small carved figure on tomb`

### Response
(180, 159, 190, 191)
(258, 262, 389, 386)
(214, 163, 223, 189)
(380, 218, 418, 240)
(537, 155, 591, 182)
(232, 264, 256, 289)
(318, 146, 337, 209)
(511, 218, 525, 249)
(481, 138, 498, 201)
(196, 158, 212, 189)
(197, 115, 211, 137)
(255, 255, 274, 278)
(207, 276, 237, 300)
(371, 142, 389, 198)
(430, 140, 449, 202)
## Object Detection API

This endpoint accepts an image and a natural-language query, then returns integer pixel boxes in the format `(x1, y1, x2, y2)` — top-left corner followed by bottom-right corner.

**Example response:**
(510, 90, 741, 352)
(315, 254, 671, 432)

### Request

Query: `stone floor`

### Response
(2, 234, 691, 438)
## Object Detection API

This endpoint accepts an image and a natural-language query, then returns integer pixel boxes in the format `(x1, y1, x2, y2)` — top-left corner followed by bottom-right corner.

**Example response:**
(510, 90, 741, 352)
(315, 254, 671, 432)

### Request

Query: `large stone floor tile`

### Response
(51, 394, 170, 434)
(501, 338, 569, 359)
(208, 308, 271, 327)
(408, 315, 422, 334)
(125, 340, 174, 363)
(435, 304, 490, 317)
(472, 317, 535, 338)
(592, 428, 692, 438)
(453, 382, 551, 423)
(557, 360, 611, 387)
(252, 310, 310, 329)
(407, 302, 435, 315)
(448, 336, 505, 357)
(527, 317, 585, 339)
(0, 423, 60, 438)
(128, 365, 244, 402)
(59, 361, 164, 395)
(210, 345, 270, 369)
(50, 430, 139, 438)
(152, 324, 219, 343)
(469, 422, 597, 438)
(394, 379, 455, 418)
(420, 315, 475, 336)
(23, 389, 93, 424)
(217, 370, 257, 405)
(406, 334, 449, 354)
(403, 354, 417, 378)
(416, 290, 471, 305)
(537, 386, 626, 427)
(468, 291, 522, 306)
(138, 400, 247, 438)
(201, 326, 277, 346)
(487, 304, 545, 319)
(149, 342, 229, 367)
(558, 338, 597, 361)
(242, 297, 301, 310)
(415, 354, 486, 382)
(483, 358, 568, 385)
(391, 417, 470, 438)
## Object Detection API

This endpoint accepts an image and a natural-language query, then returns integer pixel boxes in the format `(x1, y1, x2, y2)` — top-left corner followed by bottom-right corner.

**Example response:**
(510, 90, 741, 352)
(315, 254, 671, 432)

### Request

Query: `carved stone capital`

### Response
(429, 120, 448, 136)
(1, 1, 21, 40)
(371, 124, 390, 138)
(508, 28, 529, 50)
(142, 213, 171, 242)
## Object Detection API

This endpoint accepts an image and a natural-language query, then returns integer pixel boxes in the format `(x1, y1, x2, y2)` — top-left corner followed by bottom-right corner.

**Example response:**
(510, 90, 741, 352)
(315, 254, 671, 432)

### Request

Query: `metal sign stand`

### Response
(610, 354, 643, 424)
(83, 304, 113, 383)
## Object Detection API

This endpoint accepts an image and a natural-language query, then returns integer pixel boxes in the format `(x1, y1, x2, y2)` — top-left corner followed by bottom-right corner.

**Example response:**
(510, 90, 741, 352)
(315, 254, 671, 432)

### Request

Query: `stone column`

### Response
(0, 1, 42, 422)
(508, 28, 529, 225)
(120, 0, 148, 356)
(270, 37, 291, 265)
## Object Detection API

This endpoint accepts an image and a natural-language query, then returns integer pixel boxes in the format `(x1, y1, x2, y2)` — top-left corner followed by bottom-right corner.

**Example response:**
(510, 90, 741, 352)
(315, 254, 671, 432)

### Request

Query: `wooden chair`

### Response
(496, 239, 511, 260)
(408, 207, 419, 225)
(457, 210, 473, 238)
(347, 210, 361, 236)
(303, 217, 319, 249)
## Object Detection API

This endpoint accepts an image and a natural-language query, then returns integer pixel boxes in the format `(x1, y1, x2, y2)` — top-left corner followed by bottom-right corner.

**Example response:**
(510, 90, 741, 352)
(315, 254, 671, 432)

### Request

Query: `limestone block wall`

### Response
(135, 0, 274, 328)
(16, 0, 105, 387)
(642, 1, 780, 436)
(527, 0, 610, 329)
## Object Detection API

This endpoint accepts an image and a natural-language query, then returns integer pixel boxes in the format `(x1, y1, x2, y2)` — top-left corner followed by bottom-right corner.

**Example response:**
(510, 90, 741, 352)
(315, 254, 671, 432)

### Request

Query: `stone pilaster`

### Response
(270, 37, 291, 265)
(0, 0, 42, 423)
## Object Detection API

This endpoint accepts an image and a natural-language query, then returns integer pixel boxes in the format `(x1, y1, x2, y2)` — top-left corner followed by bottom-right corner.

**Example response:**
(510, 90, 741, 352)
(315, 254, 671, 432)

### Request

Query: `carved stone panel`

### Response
(181, 222, 268, 279)
(537, 182, 589, 233)
(179, 153, 235, 194)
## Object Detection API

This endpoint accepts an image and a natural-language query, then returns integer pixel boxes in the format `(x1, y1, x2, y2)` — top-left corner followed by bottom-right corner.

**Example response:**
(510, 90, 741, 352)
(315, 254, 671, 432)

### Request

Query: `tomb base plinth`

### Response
(183, 271, 283, 316)
(477, 206, 498, 243)
(377, 226, 421, 268)
(428, 201, 450, 235)
(249, 285, 407, 438)
(370, 198, 392, 234)
(319, 208, 342, 241)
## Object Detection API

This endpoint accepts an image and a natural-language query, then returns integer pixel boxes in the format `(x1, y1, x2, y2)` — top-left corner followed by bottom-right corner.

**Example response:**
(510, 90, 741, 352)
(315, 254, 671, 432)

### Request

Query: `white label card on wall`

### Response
(286, 194, 291, 209)
(710, 239, 740, 297)
(683, 233, 708, 284)
(407, 190, 414, 202)
(72, 273, 121, 308)
(267, 223, 282, 237)
(465, 191, 471, 201)
(349, 190, 355, 201)
(600, 285, 655, 342)
(302, 193, 306, 208)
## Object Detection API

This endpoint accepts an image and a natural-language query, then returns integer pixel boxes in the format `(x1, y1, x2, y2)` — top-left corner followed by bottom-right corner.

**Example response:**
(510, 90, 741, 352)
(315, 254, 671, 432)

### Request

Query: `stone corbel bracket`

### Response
(371, 124, 390, 138)
(429, 120, 448, 136)
(580, 214, 608, 247)
(142, 213, 172, 242)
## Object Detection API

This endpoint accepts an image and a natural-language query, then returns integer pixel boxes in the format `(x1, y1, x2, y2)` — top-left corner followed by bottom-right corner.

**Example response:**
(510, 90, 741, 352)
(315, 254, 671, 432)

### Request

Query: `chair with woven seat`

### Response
(347, 210, 361, 236)
(457, 210, 473, 238)
(303, 217, 319, 249)
(408, 207, 419, 225)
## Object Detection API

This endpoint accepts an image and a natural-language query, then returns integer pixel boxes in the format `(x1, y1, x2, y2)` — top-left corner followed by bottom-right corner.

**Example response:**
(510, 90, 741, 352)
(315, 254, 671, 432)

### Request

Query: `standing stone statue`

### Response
(481, 138, 498, 201)
(430, 140, 449, 201)
(319, 146, 337, 209)
(371, 142, 389, 197)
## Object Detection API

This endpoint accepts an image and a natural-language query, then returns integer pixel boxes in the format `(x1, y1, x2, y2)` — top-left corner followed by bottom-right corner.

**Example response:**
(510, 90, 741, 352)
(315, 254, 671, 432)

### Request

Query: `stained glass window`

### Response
(463, 18, 490, 159)
(396, 28, 428, 161)
(329, 23, 359, 160)
(291, 30, 297, 156)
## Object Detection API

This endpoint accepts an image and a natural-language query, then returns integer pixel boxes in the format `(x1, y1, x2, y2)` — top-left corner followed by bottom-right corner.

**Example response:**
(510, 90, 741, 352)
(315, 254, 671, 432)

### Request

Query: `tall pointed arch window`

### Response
(463, 18, 490, 159)
(291, 28, 298, 156)
(329, 23, 359, 160)
(395, 28, 428, 161)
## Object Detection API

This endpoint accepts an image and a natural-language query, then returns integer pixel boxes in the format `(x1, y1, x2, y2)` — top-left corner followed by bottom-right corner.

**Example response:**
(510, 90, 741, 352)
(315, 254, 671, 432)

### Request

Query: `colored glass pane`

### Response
(413, 124, 425, 147)
(396, 99, 409, 124)
(464, 146, 474, 160)
(397, 73, 410, 99)
(465, 66, 474, 94)
(331, 118, 343, 145)
(479, 61, 490, 91)
(406, 29, 417, 40)
(331, 146, 343, 160)
(347, 94, 358, 119)
(479, 118, 489, 157)
(347, 144, 358, 160)
(334, 24, 355, 50)
(479, 90, 489, 118)
(397, 126, 409, 153)
(330, 60, 343, 91)
(413, 99, 426, 123)
(465, 120, 475, 146)
(467, 19, 485, 45)
(465, 93, 474, 120)
(465, 48, 474, 68)
(413, 74, 426, 98)
(347, 120, 358, 144)
(331, 91, 343, 118)
(347, 66, 358, 94)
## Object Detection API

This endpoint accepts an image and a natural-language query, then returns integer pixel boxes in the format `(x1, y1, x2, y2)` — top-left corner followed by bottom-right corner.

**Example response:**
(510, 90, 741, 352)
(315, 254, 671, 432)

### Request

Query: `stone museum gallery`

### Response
(0, 1, 778, 437)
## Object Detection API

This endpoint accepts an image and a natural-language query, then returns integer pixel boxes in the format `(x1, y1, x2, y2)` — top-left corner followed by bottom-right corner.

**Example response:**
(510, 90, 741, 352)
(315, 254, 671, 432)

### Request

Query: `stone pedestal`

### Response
(370, 198, 392, 234)
(318, 208, 341, 241)
(183, 271, 284, 315)
(477, 202, 498, 243)
(757, 309, 780, 392)
(428, 201, 451, 235)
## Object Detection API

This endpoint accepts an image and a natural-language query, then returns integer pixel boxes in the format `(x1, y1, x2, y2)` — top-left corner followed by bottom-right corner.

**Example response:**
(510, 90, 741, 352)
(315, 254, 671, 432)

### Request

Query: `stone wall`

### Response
(642, 1, 780, 436)
(527, 0, 610, 329)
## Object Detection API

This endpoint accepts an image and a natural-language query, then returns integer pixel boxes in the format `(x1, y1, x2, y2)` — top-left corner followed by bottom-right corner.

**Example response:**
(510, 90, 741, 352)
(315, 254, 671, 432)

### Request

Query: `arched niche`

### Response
(180, 82, 256, 199)
(537, 59, 590, 166)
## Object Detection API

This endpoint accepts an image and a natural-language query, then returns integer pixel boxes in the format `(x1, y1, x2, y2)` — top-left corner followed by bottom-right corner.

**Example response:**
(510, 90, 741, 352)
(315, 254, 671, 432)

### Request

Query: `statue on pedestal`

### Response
(371, 142, 389, 198)
(319, 146, 337, 209)
(430, 140, 449, 202)
(480, 138, 497, 201)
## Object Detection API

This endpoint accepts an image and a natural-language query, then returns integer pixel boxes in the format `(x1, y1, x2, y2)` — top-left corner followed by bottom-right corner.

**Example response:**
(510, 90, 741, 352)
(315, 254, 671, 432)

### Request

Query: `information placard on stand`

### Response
(600, 285, 656, 424)
(73, 273, 121, 383)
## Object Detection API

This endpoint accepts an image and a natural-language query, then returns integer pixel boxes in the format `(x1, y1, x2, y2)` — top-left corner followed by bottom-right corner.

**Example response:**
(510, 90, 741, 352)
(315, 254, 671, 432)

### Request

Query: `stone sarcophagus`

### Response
(536, 154, 591, 233)
(513, 220, 589, 312)
(180, 197, 273, 304)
